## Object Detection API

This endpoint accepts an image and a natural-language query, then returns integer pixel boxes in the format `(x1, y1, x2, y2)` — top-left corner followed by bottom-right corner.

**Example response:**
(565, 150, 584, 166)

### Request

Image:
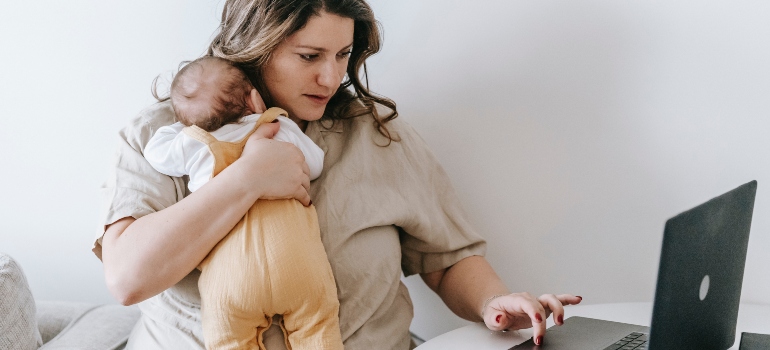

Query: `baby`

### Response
(145, 56, 343, 350)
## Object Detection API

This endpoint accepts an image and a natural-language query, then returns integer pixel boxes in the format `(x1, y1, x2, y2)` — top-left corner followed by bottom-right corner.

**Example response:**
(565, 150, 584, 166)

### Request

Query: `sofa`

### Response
(0, 253, 140, 350)
(35, 301, 140, 350)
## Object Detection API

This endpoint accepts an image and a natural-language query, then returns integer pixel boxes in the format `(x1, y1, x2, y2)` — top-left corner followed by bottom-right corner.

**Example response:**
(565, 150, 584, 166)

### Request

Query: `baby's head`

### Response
(170, 56, 265, 132)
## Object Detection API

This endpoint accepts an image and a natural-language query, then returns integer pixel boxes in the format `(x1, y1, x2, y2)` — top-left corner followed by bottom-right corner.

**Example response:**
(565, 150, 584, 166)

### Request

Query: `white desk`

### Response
(416, 302, 770, 349)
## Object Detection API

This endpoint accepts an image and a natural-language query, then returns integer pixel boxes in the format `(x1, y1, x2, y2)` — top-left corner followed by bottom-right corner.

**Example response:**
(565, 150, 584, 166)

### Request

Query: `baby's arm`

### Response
(273, 116, 324, 180)
(144, 123, 192, 177)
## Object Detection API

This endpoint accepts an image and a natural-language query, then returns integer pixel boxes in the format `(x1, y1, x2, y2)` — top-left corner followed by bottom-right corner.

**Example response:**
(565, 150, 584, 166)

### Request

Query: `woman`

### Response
(95, 0, 581, 348)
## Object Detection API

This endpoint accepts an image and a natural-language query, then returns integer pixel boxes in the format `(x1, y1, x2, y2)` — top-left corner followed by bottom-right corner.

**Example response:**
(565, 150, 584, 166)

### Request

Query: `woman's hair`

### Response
(159, 56, 253, 132)
(208, 0, 399, 142)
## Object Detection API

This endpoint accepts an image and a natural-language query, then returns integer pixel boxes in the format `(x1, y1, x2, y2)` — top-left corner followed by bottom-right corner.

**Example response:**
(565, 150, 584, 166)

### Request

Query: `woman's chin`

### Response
(296, 109, 326, 122)
(285, 109, 325, 128)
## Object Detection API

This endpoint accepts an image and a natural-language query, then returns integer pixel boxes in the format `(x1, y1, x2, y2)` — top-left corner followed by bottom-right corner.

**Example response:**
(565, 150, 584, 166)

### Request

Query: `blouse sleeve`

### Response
(388, 119, 488, 277)
(92, 101, 187, 259)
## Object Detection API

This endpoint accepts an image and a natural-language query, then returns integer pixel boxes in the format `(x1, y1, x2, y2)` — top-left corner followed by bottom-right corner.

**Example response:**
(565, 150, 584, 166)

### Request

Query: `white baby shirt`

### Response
(144, 114, 324, 192)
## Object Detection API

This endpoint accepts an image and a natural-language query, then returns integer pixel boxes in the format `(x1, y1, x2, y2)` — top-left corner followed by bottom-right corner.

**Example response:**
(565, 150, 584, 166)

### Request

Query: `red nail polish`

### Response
(309, 200, 313, 206)
(557, 315, 563, 324)
(535, 313, 542, 322)
(536, 336, 543, 345)
(577, 296, 583, 300)
(495, 314, 501, 323)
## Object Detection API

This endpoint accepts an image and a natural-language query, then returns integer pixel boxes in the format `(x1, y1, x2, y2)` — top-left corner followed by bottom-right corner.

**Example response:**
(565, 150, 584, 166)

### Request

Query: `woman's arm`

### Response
(421, 255, 581, 346)
(421, 255, 509, 322)
(102, 123, 311, 305)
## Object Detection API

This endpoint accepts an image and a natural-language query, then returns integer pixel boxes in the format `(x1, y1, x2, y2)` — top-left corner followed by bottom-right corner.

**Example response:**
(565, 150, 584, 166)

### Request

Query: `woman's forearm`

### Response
(421, 255, 510, 322)
(423, 256, 581, 343)
(102, 160, 264, 305)
(101, 125, 310, 305)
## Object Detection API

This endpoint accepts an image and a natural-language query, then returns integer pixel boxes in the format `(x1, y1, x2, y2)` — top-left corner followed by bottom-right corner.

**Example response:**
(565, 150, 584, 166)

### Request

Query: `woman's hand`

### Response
(235, 121, 312, 206)
(420, 257, 581, 346)
(482, 293, 582, 345)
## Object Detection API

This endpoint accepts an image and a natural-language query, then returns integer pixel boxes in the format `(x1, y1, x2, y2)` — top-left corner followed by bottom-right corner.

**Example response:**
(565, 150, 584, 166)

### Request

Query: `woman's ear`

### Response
(247, 89, 267, 114)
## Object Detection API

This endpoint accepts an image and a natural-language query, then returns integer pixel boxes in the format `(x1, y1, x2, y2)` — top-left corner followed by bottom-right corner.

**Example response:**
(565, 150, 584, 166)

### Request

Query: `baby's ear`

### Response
(247, 89, 267, 114)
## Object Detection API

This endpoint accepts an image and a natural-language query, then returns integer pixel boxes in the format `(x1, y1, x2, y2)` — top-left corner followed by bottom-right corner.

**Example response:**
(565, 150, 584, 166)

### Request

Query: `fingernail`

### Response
(309, 200, 313, 206)
(271, 119, 280, 123)
(535, 313, 542, 322)
(557, 315, 563, 324)
(577, 296, 583, 301)
(536, 336, 543, 345)
(495, 314, 501, 323)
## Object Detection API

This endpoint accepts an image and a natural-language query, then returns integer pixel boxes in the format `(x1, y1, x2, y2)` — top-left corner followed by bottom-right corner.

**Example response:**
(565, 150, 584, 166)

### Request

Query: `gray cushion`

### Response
(38, 302, 140, 350)
(0, 252, 141, 349)
(36, 301, 100, 345)
(0, 253, 43, 350)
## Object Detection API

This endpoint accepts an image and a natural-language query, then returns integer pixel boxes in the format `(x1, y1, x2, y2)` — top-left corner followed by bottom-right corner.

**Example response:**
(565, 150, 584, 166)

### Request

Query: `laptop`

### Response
(739, 332, 770, 350)
(512, 180, 757, 350)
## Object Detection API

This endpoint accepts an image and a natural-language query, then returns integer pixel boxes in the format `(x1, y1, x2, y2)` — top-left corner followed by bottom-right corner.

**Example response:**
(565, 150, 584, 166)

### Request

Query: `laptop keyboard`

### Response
(602, 332, 648, 350)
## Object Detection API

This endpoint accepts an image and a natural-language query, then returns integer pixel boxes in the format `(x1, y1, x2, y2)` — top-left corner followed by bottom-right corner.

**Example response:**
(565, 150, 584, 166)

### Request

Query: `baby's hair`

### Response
(154, 56, 254, 132)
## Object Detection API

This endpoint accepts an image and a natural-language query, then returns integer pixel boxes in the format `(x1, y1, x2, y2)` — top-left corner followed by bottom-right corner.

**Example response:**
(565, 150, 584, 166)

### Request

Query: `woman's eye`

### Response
(299, 54, 318, 61)
(337, 51, 352, 59)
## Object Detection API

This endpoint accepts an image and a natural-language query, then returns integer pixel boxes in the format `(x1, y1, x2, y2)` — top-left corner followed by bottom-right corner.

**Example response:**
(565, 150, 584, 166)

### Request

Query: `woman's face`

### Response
(263, 11, 355, 126)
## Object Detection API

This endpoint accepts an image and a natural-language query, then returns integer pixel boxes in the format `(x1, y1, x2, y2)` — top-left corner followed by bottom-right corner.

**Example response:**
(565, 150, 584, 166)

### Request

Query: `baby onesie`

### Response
(145, 108, 343, 350)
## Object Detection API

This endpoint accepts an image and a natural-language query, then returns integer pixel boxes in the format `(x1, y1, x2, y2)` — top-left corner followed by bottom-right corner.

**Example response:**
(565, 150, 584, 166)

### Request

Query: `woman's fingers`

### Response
(251, 121, 280, 140)
(292, 145, 311, 206)
(239, 124, 311, 204)
(484, 293, 547, 344)
(483, 293, 582, 346)
(536, 294, 582, 327)
(301, 161, 311, 194)
(294, 186, 312, 207)
(515, 295, 547, 345)
(482, 297, 507, 331)
(279, 148, 310, 206)
(538, 294, 566, 325)
(557, 294, 583, 306)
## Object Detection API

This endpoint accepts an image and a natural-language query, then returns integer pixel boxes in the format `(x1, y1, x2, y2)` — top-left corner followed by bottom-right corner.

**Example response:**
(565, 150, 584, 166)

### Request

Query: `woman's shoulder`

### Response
(119, 100, 177, 150)
(341, 101, 419, 143)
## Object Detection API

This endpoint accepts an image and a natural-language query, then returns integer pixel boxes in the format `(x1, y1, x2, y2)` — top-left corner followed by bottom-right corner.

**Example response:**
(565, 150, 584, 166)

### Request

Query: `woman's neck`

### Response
(289, 116, 308, 132)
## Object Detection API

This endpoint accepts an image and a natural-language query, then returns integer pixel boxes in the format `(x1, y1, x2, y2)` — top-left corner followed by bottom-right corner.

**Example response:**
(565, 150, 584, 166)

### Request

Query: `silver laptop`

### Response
(512, 180, 757, 350)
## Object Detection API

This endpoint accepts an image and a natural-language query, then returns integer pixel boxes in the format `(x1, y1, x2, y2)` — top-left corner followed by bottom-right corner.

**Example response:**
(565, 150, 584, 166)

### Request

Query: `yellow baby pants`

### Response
(186, 108, 343, 350)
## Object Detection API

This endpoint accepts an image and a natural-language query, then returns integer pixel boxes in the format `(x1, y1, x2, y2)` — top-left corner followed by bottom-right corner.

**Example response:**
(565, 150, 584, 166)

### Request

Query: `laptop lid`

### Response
(648, 180, 757, 349)
(739, 332, 770, 350)
(511, 180, 757, 350)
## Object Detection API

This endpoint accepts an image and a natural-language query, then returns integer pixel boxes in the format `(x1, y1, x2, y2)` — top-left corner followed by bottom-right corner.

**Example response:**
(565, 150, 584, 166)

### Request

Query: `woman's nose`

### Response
(316, 59, 343, 90)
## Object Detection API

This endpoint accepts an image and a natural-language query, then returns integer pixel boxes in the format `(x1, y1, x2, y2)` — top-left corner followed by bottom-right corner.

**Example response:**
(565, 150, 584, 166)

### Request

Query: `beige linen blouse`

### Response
(93, 100, 486, 349)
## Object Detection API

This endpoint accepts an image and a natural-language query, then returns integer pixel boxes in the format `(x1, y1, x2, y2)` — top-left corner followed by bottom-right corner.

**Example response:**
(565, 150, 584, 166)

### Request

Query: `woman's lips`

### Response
(305, 94, 331, 105)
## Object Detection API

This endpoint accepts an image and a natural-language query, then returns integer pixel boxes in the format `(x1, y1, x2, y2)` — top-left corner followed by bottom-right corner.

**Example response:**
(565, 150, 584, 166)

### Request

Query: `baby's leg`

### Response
(198, 293, 270, 350)
(278, 274, 343, 350)
(259, 200, 344, 350)
(198, 212, 274, 350)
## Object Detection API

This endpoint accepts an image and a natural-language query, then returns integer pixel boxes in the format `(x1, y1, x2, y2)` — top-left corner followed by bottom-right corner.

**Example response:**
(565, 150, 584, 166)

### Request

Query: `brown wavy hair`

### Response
(208, 0, 399, 142)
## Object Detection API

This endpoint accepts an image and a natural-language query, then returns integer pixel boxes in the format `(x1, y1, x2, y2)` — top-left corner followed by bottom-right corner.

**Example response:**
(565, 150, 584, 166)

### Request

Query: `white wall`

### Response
(1, 0, 768, 343)
(0, 0, 224, 304)
(366, 0, 770, 340)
